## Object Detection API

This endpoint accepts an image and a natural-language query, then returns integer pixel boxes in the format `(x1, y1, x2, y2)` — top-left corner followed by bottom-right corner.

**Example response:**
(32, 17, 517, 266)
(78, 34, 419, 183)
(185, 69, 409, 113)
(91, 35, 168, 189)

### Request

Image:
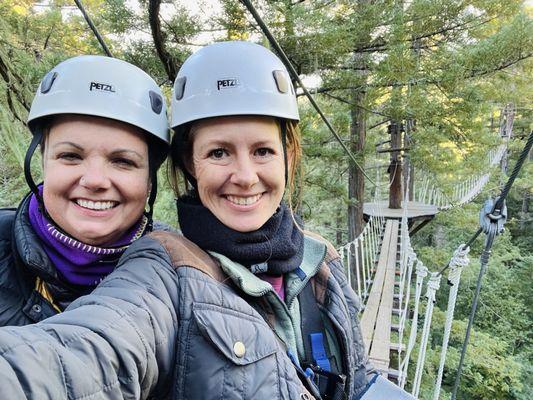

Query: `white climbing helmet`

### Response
(171, 41, 299, 129)
(28, 55, 169, 145)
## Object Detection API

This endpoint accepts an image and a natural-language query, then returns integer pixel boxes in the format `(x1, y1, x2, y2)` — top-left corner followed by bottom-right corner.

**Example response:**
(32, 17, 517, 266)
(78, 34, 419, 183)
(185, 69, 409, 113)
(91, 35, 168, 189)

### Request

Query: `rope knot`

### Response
(426, 273, 442, 302)
(416, 261, 428, 278)
(450, 244, 470, 268)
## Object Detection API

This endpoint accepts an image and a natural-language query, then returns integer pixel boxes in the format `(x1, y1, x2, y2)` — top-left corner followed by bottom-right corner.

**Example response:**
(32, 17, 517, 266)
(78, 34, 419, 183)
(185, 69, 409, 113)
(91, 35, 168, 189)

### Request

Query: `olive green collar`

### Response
(209, 235, 327, 299)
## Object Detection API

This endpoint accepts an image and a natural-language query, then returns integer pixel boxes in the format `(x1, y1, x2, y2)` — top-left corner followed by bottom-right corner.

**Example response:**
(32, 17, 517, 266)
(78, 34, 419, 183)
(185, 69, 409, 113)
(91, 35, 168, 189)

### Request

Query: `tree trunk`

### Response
(348, 89, 366, 240)
(389, 121, 403, 209)
(520, 191, 529, 230)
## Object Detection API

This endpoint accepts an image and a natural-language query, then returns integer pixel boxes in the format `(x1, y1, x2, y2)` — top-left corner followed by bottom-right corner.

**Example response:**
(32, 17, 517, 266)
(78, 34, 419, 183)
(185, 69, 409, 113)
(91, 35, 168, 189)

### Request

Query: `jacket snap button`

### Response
(233, 341, 245, 358)
(32, 304, 41, 313)
(300, 393, 311, 400)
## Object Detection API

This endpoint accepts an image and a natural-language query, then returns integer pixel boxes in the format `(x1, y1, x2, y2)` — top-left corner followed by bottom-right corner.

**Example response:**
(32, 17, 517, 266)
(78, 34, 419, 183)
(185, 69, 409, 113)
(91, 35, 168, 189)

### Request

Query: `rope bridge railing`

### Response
(412, 142, 508, 210)
(362, 168, 474, 398)
(340, 166, 484, 398)
(336, 105, 524, 398)
(339, 199, 386, 302)
(411, 105, 514, 210)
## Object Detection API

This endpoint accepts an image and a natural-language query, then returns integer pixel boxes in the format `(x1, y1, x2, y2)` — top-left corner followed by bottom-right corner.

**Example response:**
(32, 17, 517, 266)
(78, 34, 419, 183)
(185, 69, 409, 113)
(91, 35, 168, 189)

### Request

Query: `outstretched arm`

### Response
(0, 236, 179, 399)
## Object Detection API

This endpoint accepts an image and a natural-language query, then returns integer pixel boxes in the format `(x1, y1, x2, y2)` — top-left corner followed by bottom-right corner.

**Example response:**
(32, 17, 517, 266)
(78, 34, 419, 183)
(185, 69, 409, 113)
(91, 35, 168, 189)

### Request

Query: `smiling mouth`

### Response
(225, 194, 263, 206)
(75, 199, 118, 211)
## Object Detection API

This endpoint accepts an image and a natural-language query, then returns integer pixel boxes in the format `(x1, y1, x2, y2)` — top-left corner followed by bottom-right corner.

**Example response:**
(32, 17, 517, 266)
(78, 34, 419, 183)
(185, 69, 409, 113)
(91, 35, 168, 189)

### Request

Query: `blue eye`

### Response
(113, 158, 136, 167)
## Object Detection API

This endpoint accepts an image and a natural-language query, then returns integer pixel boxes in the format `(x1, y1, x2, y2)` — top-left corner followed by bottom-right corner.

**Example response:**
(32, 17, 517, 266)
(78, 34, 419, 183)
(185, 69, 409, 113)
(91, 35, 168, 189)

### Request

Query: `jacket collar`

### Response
(209, 235, 327, 302)
(13, 193, 60, 283)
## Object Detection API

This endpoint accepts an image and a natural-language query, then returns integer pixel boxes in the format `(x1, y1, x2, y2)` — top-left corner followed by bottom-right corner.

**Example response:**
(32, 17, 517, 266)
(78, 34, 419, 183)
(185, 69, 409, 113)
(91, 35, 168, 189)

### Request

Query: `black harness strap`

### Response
(299, 280, 346, 400)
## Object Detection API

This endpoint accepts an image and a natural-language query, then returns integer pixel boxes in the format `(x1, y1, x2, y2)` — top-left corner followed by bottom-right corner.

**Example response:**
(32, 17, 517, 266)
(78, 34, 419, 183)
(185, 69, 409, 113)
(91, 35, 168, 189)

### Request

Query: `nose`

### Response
(79, 161, 111, 191)
(229, 156, 259, 188)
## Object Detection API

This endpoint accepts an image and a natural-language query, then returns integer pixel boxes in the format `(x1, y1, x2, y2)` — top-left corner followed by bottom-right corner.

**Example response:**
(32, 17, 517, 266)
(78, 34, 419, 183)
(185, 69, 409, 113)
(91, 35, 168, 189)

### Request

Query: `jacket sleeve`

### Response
(0, 235, 179, 400)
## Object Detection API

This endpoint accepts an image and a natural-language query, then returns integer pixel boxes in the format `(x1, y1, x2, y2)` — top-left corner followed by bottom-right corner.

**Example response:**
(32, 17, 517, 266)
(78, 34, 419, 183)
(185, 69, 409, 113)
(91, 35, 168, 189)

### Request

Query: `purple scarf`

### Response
(28, 190, 147, 287)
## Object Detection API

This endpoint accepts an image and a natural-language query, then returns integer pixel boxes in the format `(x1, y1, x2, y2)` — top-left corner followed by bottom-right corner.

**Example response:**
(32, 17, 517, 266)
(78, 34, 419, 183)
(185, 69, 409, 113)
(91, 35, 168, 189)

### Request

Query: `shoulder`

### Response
(122, 231, 226, 283)
(152, 219, 180, 234)
(0, 208, 30, 319)
(0, 208, 16, 242)
(304, 230, 348, 294)
(303, 230, 340, 263)
(0, 208, 16, 262)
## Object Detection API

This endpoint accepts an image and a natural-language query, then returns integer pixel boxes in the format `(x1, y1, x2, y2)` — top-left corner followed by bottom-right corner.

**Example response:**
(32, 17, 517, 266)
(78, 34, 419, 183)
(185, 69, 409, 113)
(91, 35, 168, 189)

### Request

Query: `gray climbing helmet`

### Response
(171, 41, 299, 129)
(28, 55, 169, 145)
(25, 55, 170, 223)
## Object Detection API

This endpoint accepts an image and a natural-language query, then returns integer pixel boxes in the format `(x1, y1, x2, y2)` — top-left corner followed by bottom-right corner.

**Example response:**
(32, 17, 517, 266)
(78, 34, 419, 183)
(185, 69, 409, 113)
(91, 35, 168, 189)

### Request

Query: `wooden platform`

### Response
(363, 201, 438, 221)
(363, 201, 437, 235)
(360, 220, 399, 377)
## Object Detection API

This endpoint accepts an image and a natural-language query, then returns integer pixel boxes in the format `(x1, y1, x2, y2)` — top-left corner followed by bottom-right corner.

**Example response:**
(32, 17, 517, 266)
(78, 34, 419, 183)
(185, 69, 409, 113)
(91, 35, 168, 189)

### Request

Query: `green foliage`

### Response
(0, 2, 530, 398)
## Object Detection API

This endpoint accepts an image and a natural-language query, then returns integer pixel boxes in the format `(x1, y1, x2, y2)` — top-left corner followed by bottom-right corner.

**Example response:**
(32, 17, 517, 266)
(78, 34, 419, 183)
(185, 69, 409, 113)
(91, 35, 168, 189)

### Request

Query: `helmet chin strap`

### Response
(24, 126, 44, 208)
(23, 126, 67, 234)
(145, 171, 158, 229)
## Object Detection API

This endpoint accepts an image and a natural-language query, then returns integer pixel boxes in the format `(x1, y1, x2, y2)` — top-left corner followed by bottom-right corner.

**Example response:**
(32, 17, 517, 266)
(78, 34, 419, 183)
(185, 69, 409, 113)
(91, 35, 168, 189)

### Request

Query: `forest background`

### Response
(0, 1, 531, 399)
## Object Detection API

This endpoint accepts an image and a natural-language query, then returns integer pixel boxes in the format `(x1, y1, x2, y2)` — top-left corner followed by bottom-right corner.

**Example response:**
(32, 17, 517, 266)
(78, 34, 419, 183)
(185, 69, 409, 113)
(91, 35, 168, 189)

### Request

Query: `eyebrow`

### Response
(52, 142, 144, 160)
(110, 149, 145, 160)
(51, 141, 84, 151)
(198, 138, 278, 149)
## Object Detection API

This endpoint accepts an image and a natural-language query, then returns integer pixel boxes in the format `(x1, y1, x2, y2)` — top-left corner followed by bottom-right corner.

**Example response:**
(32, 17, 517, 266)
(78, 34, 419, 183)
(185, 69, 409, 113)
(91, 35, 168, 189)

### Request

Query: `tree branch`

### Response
(148, 0, 178, 82)
(352, 15, 495, 55)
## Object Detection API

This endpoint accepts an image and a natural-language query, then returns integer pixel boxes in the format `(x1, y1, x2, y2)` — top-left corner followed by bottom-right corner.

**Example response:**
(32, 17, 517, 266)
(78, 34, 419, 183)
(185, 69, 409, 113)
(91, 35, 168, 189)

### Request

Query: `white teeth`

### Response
(76, 199, 116, 211)
(226, 194, 262, 206)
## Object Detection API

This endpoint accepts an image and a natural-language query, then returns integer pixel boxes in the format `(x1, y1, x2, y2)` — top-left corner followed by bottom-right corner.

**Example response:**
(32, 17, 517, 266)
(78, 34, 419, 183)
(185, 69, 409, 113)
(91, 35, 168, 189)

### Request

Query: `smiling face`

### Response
(42, 115, 150, 245)
(190, 116, 286, 232)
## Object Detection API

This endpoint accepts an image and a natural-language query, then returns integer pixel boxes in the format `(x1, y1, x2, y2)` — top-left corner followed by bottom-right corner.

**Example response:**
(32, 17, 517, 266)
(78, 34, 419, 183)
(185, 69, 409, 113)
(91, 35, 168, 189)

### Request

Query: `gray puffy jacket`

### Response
(0, 231, 371, 399)
(0, 193, 175, 327)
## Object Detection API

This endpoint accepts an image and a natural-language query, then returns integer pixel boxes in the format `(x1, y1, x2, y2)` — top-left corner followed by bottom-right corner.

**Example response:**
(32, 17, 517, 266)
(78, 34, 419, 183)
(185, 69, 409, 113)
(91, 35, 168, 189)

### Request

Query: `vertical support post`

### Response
(359, 237, 368, 296)
(353, 241, 362, 298)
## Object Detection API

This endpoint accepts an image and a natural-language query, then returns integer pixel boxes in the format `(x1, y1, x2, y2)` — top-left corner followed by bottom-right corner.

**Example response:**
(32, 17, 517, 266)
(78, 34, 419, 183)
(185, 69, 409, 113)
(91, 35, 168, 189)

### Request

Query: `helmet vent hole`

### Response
(272, 70, 288, 93)
(174, 76, 187, 100)
(40, 72, 58, 94)
(149, 90, 163, 114)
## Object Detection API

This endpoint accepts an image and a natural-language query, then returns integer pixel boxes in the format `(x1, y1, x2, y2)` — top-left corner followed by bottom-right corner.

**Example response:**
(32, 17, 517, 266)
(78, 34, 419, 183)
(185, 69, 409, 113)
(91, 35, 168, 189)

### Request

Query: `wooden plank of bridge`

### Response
(360, 219, 399, 377)
(360, 220, 392, 345)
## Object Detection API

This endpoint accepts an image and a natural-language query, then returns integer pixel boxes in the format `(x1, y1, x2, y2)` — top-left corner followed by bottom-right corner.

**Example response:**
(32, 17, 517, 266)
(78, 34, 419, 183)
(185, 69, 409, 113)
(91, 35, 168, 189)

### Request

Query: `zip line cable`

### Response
(240, 0, 376, 186)
(450, 129, 532, 400)
(73, 0, 113, 58)
(438, 129, 532, 277)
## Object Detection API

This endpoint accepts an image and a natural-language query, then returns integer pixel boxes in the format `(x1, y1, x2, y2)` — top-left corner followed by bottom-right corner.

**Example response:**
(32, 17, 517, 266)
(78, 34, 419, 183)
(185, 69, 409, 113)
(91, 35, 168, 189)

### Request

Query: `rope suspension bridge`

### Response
(337, 105, 530, 399)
